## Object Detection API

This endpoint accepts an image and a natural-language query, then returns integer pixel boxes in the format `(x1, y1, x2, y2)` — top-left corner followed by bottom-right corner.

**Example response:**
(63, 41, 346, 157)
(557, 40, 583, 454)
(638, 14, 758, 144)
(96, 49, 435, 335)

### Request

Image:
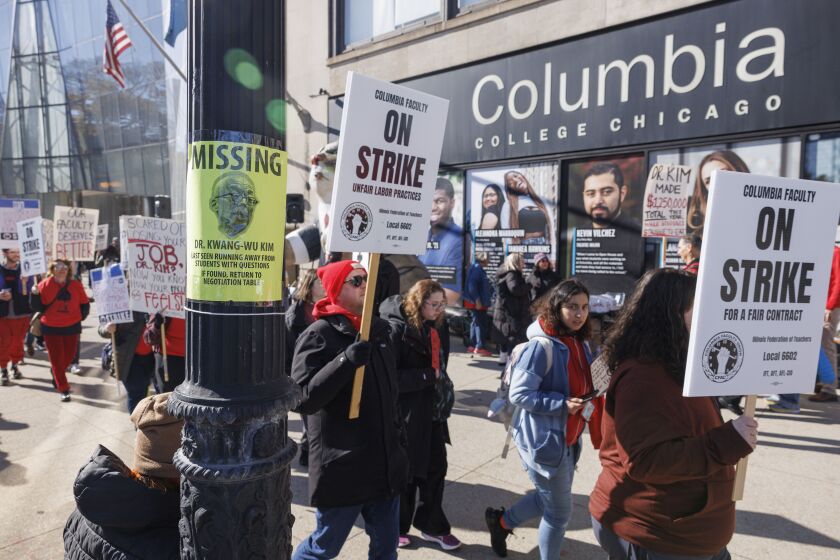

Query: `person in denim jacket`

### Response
(485, 279, 603, 559)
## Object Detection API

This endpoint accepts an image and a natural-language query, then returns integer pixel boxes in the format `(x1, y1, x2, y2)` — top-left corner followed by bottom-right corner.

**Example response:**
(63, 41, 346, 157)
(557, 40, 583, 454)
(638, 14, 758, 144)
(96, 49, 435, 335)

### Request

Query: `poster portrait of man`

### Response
(209, 171, 259, 238)
(419, 174, 465, 303)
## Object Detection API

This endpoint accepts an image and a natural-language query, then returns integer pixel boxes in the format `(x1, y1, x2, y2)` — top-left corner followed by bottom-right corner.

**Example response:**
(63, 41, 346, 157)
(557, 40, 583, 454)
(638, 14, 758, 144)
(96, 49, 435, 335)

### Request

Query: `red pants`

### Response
(43, 333, 78, 393)
(0, 316, 30, 368)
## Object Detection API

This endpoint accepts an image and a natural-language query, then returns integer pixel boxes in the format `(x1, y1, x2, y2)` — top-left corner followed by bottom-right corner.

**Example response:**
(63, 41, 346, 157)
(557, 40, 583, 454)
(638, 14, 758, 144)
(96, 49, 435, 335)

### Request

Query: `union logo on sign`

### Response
(702, 331, 744, 383)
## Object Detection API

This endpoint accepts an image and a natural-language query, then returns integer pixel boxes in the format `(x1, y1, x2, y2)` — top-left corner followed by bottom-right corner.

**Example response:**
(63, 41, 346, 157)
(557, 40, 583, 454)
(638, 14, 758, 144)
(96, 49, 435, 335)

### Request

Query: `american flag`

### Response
(102, 0, 133, 88)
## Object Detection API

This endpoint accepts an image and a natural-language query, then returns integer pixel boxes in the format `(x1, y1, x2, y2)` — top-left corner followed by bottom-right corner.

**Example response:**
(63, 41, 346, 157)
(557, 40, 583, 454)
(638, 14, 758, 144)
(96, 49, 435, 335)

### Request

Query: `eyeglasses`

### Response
(424, 301, 446, 311)
(344, 275, 368, 288)
(562, 303, 589, 314)
(53, 263, 69, 271)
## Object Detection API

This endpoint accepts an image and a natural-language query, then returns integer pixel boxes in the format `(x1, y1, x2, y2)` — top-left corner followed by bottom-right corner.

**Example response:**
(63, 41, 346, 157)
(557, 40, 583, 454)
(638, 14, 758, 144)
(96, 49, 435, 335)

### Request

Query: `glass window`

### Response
(51, 156, 71, 191)
(804, 132, 840, 183)
(16, 55, 43, 107)
(22, 106, 46, 158)
(100, 92, 122, 149)
(118, 92, 142, 147)
(142, 143, 165, 195)
(123, 147, 145, 194)
(47, 106, 69, 155)
(104, 150, 127, 193)
(15, 2, 37, 55)
(342, 0, 439, 48)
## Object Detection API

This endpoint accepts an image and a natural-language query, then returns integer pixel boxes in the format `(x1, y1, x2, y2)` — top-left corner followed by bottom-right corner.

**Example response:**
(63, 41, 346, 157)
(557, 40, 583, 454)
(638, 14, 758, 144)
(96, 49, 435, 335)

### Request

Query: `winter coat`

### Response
(464, 263, 493, 310)
(509, 321, 593, 478)
(492, 268, 531, 347)
(285, 298, 314, 374)
(98, 312, 147, 379)
(291, 314, 409, 508)
(379, 295, 450, 480)
(526, 268, 561, 302)
(0, 265, 34, 317)
(63, 445, 179, 560)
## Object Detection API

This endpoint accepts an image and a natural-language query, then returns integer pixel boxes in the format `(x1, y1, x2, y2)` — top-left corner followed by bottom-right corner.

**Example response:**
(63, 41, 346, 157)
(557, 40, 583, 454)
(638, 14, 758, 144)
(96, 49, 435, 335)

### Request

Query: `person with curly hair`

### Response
(589, 268, 758, 559)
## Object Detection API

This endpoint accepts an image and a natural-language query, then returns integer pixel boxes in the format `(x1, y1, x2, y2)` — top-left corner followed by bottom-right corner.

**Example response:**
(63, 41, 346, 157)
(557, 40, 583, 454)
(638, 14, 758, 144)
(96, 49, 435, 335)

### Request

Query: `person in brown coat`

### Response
(589, 268, 757, 559)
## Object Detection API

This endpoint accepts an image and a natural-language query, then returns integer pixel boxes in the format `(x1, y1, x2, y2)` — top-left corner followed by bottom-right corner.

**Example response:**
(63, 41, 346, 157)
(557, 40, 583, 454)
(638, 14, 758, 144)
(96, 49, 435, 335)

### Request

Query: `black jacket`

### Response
(291, 314, 409, 508)
(526, 268, 561, 302)
(63, 445, 179, 560)
(379, 296, 450, 479)
(0, 265, 33, 317)
(98, 312, 147, 378)
(492, 268, 531, 347)
(285, 298, 314, 374)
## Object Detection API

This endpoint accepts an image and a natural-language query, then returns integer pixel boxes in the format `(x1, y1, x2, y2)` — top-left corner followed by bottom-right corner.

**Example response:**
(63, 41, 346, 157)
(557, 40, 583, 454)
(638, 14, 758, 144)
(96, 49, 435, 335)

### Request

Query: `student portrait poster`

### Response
(466, 162, 558, 275)
(418, 171, 465, 301)
(567, 154, 645, 297)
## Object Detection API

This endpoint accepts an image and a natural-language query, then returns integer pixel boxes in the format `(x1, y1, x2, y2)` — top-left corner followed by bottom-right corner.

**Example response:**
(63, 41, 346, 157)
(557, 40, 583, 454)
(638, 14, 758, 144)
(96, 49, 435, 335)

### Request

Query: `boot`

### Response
(11, 364, 22, 379)
(1, 369, 9, 386)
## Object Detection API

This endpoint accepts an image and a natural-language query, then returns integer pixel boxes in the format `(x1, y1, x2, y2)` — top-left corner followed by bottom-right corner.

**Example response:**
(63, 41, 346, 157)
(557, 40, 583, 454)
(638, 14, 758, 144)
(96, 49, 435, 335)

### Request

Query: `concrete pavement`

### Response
(1, 312, 839, 559)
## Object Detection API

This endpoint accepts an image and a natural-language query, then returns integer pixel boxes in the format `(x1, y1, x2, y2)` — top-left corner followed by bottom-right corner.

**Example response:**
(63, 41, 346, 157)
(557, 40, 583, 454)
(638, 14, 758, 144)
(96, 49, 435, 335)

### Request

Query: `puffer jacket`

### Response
(509, 321, 592, 478)
(63, 445, 179, 560)
(492, 267, 530, 347)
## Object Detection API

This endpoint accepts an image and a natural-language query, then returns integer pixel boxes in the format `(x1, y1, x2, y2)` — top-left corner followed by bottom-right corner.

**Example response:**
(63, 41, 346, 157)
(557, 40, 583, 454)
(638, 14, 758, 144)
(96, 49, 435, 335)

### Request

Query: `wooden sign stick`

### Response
(348, 252, 381, 419)
(731, 394, 757, 501)
(161, 321, 170, 383)
(111, 331, 121, 396)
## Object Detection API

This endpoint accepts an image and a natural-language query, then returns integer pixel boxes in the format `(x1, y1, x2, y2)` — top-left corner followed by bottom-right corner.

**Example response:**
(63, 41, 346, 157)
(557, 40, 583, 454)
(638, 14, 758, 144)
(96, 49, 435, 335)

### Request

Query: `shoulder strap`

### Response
(42, 282, 70, 311)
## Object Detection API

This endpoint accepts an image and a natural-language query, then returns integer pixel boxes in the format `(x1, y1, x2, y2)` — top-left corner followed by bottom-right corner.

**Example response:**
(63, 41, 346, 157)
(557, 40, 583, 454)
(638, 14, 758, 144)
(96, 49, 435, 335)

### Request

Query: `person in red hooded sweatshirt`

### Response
(291, 260, 409, 560)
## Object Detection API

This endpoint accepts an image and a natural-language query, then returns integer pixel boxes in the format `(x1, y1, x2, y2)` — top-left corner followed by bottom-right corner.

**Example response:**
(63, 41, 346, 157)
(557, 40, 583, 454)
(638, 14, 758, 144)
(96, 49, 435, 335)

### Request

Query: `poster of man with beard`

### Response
(568, 155, 645, 297)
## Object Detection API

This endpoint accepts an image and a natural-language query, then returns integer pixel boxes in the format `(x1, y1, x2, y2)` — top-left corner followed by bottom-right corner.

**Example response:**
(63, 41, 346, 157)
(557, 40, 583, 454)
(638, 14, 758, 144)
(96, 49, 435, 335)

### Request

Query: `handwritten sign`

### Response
(0, 199, 40, 249)
(642, 163, 692, 238)
(90, 264, 133, 326)
(54, 206, 99, 261)
(96, 224, 110, 251)
(16, 217, 46, 276)
(123, 216, 186, 318)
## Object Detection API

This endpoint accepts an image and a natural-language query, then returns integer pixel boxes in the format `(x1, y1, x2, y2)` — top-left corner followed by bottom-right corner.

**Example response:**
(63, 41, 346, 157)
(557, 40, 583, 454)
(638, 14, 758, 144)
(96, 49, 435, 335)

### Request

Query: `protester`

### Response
(145, 314, 186, 393)
(811, 232, 840, 402)
(30, 259, 90, 401)
(464, 252, 493, 357)
(63, 393, 182, 559)
(677, 234, 701, 275)
(589, 268, 757, 559)
(286, 268, 325, 467)
(94, 236, 121, 267)
(0, 248, 34, 385)
(100, 312, 154, 413)
(291, 260, 409, 560)
(485, 279, 603, 559)
(380, 280, 460, 551)
(526, 252, 560, 302)
(492, 253, 530, 365)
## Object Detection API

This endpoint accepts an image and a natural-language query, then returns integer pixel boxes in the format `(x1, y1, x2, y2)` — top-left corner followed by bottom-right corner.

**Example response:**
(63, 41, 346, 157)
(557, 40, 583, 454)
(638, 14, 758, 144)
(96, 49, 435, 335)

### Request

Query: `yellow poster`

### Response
(186, 140, 286, 302)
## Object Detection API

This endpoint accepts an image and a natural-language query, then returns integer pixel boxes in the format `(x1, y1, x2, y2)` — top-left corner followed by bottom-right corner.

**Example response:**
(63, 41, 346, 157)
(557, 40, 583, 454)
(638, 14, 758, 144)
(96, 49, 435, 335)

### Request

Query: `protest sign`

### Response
(123, 216, 186, 318)
(54, 206, 99, 261)
(327, 71, 449, 255)
(641, 164, 692, 238)
(90, 264, 133, 326)
(42, 219, 54, 260)
(96, 224, 110, 251)
(0, 199, 40, 249)
(684, 171, 840, 398)
(16, 217, 47, 276)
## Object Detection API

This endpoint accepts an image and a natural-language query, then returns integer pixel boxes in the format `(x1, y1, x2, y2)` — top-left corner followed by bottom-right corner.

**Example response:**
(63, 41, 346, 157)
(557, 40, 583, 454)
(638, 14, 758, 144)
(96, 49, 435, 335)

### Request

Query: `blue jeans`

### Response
(778, 393, 800, 409)
(503, 442, 579, 560)
(123, 353, 155, 413)
(293, 496, 399, 560)
(469, 309, 489, 350)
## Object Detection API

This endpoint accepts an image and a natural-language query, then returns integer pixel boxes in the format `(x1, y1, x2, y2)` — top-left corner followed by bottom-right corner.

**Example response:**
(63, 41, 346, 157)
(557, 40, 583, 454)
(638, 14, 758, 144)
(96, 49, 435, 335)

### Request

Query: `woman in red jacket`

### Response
(31, 259, 90, 401)
(589, 268, 758, 559)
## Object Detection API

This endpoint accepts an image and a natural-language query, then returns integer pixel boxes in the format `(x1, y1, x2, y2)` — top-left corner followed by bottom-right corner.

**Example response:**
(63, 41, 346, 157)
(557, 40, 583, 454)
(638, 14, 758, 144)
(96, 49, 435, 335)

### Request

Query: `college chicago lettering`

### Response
(189, 143, 283, 176)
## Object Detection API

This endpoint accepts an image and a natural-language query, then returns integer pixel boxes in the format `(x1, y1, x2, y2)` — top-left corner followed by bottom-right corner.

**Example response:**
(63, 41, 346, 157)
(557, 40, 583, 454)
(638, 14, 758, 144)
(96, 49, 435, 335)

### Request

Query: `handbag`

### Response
(432, 359, 455, 422)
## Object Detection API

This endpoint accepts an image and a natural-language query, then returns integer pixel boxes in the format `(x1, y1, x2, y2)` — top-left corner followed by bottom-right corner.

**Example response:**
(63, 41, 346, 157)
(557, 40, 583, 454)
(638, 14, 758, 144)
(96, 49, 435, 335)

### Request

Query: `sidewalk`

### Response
(1, 313, 839, 558)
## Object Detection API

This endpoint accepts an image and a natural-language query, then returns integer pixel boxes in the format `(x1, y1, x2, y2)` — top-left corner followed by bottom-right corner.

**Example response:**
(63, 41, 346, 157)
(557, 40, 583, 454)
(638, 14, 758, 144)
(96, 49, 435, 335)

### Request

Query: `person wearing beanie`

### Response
(291, 260, 410, 560)
(63, 393, 183, 560)
(526, 252, 560, 303)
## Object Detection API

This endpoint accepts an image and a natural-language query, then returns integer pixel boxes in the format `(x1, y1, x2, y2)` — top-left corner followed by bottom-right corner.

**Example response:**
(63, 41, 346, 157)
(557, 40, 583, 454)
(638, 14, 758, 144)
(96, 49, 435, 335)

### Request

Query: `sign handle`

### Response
(161, 320, 170, 383)
(731, 394, 757, 501)
(111, 332, 121, 396)
(348, 253, 381, 420)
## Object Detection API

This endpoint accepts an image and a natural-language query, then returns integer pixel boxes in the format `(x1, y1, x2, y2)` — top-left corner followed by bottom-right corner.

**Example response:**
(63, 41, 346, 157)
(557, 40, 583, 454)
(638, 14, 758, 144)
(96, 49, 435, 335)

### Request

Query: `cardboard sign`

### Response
(123, 216, 186, 318)
(96, 224, 110, 251)
(16, 217, 47, 276)
(684, 171, 840, 397)
(42, 219, 54, 261)
(54, 206, 99, 261)
(90, 264, 133, 326)
(0, 199, 40, 249)
(642, 163, 692, 238)
(327, 72, 449, 255)
(590, 354, 612, 395)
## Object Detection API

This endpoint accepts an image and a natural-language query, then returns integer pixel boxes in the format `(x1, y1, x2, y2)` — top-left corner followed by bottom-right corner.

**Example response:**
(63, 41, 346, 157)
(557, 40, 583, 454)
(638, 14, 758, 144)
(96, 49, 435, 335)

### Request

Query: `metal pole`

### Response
(117, 0, 187, 83)
(167, 1, 297, 558)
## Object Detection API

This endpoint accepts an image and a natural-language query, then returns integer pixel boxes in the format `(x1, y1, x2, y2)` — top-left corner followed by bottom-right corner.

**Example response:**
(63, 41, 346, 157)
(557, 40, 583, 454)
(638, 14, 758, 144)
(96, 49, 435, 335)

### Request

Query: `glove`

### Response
(344, 340, 372, 367)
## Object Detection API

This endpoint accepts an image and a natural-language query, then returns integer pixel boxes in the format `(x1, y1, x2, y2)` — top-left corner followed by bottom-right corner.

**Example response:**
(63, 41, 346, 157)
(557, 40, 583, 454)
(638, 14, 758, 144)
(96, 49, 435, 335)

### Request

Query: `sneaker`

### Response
(767, 402, 799, 413)
(764, 394, 781, 403)
(497, 352, 509, 365)
(10, 365, 21, 379)
(60, 392, 71, 402)
(34, 342, 46, 352)
(1, 369, 8, 386)
(467, 346, 476, 354)
(485, 507, 512, 558)
(808, 392, 839, 403)
(68, 364, 82, 375)
(25, 344, 34, 357)
(398, 535, 411, 548)
(474, 348, 493, 358)
(421, 532, 462, 551)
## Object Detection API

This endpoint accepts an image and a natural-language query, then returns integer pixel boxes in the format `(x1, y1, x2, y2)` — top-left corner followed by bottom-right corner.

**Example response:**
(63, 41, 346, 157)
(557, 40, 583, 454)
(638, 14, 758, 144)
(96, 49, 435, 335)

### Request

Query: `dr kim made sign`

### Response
(684, 171, 840, 397)
(328, 72, 449, 255)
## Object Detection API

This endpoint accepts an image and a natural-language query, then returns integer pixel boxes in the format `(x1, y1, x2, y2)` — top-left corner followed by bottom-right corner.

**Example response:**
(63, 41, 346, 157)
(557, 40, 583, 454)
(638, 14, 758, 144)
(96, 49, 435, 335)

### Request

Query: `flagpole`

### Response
(116, 0, 187, 83)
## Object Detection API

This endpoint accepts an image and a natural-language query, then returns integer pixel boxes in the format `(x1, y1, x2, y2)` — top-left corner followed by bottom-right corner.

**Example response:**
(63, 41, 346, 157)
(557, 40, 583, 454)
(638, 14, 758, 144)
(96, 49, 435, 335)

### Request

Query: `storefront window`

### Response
(341, 0, 440, 49)
(804, 132, 840, 184)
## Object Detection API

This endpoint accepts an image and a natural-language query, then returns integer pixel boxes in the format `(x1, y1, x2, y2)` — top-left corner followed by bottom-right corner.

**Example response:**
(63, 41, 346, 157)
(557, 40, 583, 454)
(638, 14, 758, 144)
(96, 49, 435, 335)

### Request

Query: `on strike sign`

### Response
(54, 206, 99, 261)
(123, 216, 186, 318)
(327, 72, 449, 255)
(685, 171, 840, 397)
(642, 163, 692, 238)
(90, 264, 132, 326)
(16, 217, 46, 276)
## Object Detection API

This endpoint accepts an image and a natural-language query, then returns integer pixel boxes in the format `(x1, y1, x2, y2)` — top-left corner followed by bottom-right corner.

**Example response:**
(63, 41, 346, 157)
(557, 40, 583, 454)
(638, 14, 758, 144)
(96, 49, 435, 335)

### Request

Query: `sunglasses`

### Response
(344, 275, 368, 288)
(54, 263, 69, 271)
